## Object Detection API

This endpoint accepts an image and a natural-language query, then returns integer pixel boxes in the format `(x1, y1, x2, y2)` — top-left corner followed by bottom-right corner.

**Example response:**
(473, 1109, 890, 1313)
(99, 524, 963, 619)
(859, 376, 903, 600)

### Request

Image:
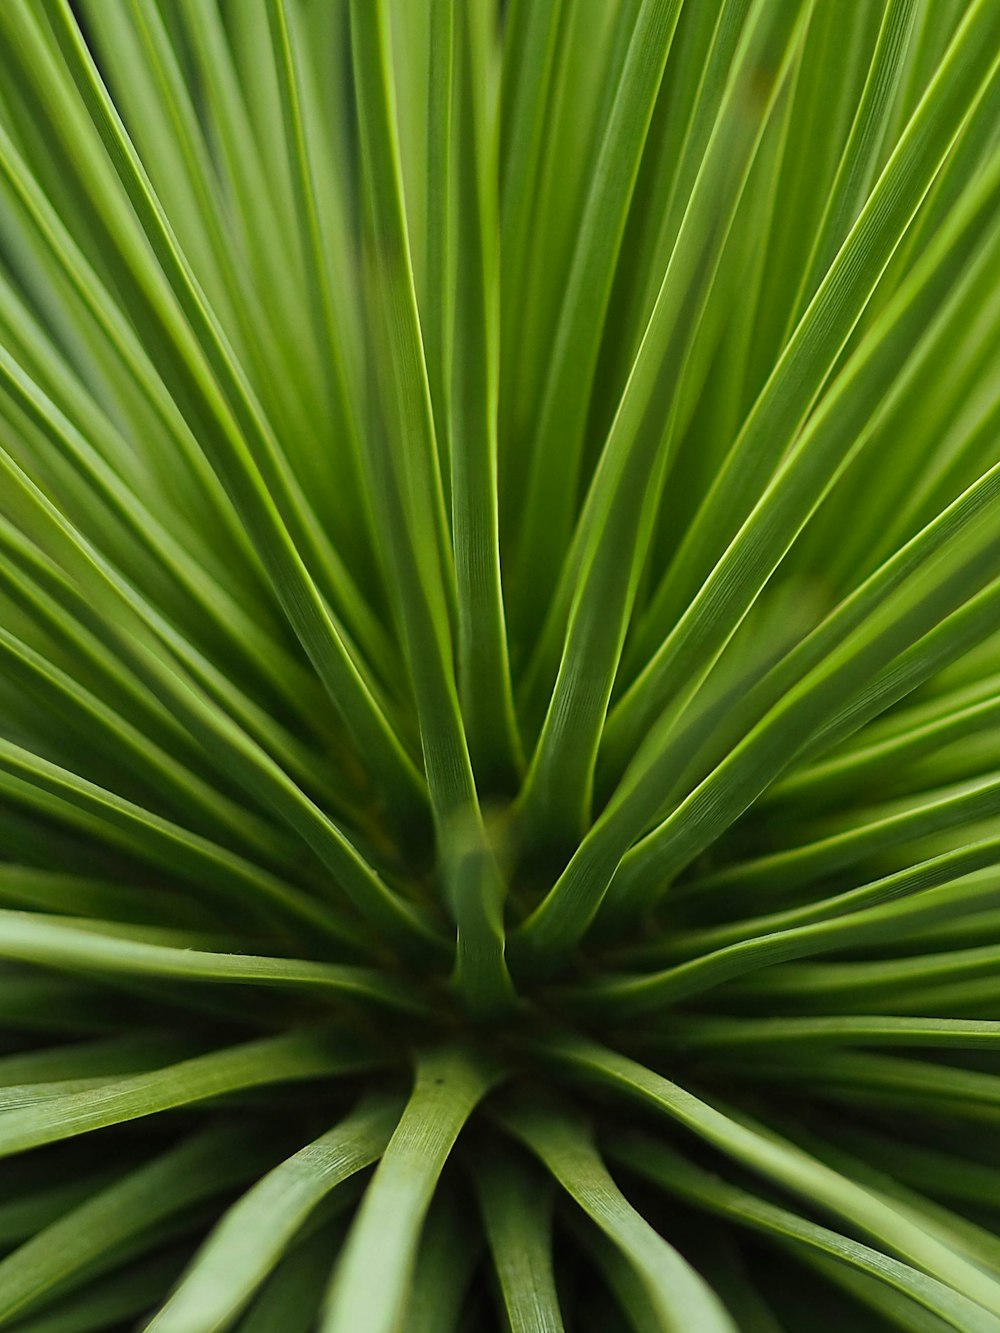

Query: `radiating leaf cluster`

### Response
(1, 0, 1000, 1329)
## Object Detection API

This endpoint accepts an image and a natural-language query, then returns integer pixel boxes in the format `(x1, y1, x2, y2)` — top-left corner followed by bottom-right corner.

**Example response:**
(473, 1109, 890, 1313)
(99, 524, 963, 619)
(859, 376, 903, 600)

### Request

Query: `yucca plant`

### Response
(4, 0, 1000, 1328)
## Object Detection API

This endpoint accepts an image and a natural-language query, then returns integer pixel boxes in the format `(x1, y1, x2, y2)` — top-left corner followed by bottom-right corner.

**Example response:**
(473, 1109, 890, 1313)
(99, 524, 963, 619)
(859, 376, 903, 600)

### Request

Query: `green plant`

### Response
(2, 0, 1000, 1327)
